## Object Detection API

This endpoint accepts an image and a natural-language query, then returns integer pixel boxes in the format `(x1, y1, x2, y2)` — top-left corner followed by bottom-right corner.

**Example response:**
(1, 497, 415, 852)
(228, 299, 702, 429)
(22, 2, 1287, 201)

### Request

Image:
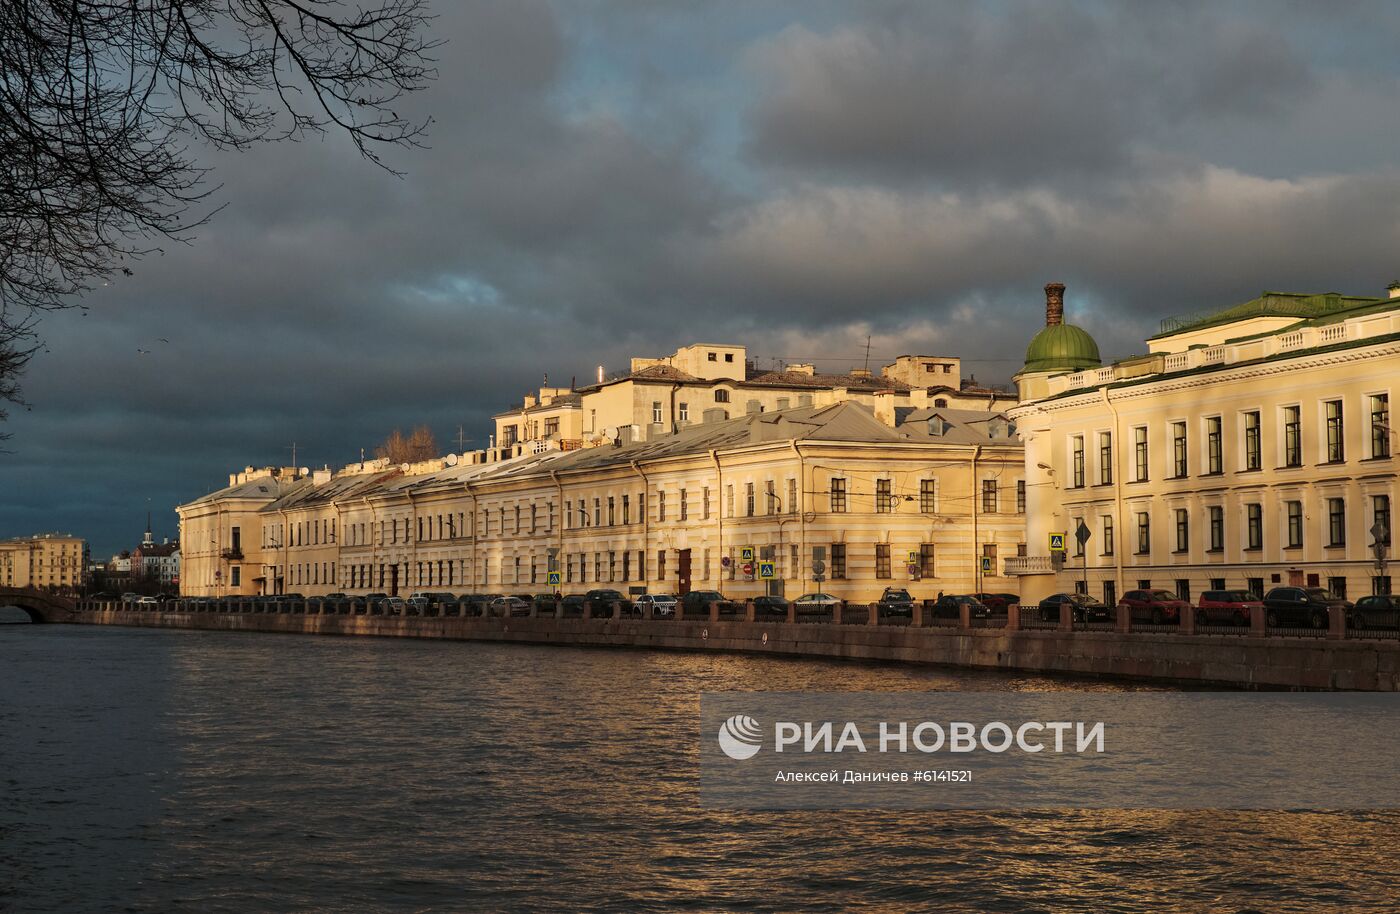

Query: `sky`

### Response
(6, 0, 1400, 557)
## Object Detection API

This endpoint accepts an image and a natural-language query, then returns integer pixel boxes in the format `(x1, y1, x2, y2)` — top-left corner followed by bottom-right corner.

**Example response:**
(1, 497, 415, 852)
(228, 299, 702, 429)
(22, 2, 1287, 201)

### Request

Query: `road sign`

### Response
(758, 561, 775, 579)
(812, 560, 826, 576)
(980, 556, 993, 573)
(1049, 532, 1066, 552)
(907, 550, 918, 565)
(907, 563, 919, 575)
(742, 562, 754, 576)
(547, 571, 561, 586)
(740, 546, 755, 562)
(1075, 520, 1092, 545)
(721, 556, 732, 567)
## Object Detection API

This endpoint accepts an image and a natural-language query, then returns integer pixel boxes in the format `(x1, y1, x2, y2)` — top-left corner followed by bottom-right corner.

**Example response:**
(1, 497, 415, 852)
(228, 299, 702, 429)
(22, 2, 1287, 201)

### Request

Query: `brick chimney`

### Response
(1045, 282, 1065, 326)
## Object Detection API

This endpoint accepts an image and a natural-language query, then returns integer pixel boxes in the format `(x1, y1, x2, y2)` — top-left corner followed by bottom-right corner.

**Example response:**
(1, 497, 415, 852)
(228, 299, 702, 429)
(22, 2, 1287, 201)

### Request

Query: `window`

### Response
(726, 485, 734, 517)
(1287, 501, 1304, 548)
(530, 504, 538, 534)
(788, 478, 798, 514)
(982, 480, 998, 513)
(1016, 480, 1026, 513)
(1098, 432, 1113, 484)
(1247, 503, 1262, 550)
(651, 401, 663, 424)
(1176, 579, 1190, 601)
(1372, 394, 1391, 458)
(658, 489, 667, 522)
(1247, 578, 1264, 599)
(919, 544, 936, 578)
(1283, 405, 1302, 467)
(1328, 497, 1346, 546)
(875, 544, 891, 579)
(1136, 512, 1151, 555)
(707, 352, 717, 361)
(1375, 495, 1392, 547)
(1329, 577, 1348, 600)
(622, 494, 631, 525)
(1325, 400, 1344, 462)
(725, 353, 734, 362)
(608, 497, 616, 526)
(1071, 436, 1085, 487)
(1072, 520, 1085, 557)
(1205, 417, 1223, 474)
(877, 479, 893, 513)
(1135, 426, 1150, 481)
(982, 543, 998, 572)
(1208, 506, 1224, 552)
(679, 402, 689, 423)
(702, 487, 711, 520)
(1175, 509, 1189, 552)
(678, 488, 687, 521)
(715, 390, 730, 403)
(593, 498, 601, 527)
(544, 417, 559, 437)
(1171, 421, 1187, 477)
(1102, 516, 1114, 556)
(231, 566, 241, 586)
(830, 478, 847, 513)
(1243, 411, 1261, 471)
(920, 479, 937, 513)
(745, 482, 755, 517)
(1375, 576, 1394, 597)
(830, 544, 847, 580)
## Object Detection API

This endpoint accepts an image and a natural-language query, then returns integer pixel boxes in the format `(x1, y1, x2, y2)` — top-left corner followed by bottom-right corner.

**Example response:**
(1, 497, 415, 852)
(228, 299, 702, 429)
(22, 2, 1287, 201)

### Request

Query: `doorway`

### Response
(677, 549, 692, 595)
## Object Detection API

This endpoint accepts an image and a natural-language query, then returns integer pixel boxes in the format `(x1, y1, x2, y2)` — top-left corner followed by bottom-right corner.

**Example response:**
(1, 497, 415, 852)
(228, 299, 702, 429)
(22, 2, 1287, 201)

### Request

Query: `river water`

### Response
(2, 615, 1399, 913)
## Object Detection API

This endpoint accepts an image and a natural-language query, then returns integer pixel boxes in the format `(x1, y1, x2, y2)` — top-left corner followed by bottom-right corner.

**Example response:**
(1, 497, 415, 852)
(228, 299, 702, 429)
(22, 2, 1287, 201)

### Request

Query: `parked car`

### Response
(930, 594, 994, 620)
(792, 592, 841, 613)
(1117, 589, 1188, 625)
(1197, 590, 1262, 626)
(488, 595, 530, 615)
(364, 592, 389, 612)
(751, 594, 790, 617)
(583, 588, 632, 614)
(680, 590, 727, 614)
(383, 596, 407, 616)
(120, 592, 139, 604)
(1038, 592, 1111, 623)
(560, 593, 588, 614)
(1263, 587, 1352, 629)
(1350, 594, 1400, 630)
(973, 592, 1019, 613)
(878, 587, 916, 617)
(531, 593, 558, 613)
(135, 595, 158, 606)
(634, 593, 678, 616)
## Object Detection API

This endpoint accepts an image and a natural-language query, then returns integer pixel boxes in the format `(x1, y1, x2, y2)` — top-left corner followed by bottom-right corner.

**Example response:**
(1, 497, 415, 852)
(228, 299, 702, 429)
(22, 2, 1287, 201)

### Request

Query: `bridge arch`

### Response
(0, 589, 76, 623)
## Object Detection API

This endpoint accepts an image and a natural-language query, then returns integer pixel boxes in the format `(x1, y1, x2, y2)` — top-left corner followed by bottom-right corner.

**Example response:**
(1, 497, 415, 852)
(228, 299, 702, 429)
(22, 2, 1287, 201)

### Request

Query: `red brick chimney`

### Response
(1045, 282, 1065, 326)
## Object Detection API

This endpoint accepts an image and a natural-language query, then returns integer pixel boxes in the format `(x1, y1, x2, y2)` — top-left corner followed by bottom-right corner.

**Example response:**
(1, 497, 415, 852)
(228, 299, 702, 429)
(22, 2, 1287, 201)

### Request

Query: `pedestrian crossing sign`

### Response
(740, 546, 755, 562)
(981, 556, 992, 573)
(1049, 532, 1066, 552)
(548, 571, 561, 585)
(758, 561, 775, 579)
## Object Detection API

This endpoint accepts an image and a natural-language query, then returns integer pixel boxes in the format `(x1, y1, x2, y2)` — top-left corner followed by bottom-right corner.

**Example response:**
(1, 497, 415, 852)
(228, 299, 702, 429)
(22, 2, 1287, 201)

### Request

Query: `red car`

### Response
(1197, 589, 1262, 626)
(1117, 589, 1187, 624)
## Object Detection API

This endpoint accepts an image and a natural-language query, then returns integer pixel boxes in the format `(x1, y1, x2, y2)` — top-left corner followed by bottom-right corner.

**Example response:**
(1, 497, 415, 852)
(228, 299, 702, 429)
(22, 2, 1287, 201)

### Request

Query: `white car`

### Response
(135, 595, 159, 606)
(488, 596, 530, 615)
(635, 594, 678, 616)
(792, 593, 842, 611)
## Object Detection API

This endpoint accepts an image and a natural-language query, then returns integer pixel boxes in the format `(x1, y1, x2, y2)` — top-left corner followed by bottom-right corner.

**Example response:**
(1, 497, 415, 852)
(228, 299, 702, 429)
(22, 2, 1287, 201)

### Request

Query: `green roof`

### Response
(1023, 323, 1101, 373)
(1152, 291, 1385, 340)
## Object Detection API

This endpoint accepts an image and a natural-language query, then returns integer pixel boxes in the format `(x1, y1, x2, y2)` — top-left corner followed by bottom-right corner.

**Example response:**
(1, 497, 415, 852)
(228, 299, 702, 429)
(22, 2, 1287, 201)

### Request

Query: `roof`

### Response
(1151, 291, 1386, 340)
(178, 474, 309, 509)
(1023, 323, 1101, 373)
(742, 369, 910, 392)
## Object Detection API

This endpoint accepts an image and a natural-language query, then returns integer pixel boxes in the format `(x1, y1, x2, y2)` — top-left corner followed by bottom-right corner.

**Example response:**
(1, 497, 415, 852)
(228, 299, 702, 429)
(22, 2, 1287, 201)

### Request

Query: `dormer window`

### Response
(987, 417, 1008, 439)
(934, 398, 947, 407)
(928, 416, 946, 436)
(715, 389, 730, 403)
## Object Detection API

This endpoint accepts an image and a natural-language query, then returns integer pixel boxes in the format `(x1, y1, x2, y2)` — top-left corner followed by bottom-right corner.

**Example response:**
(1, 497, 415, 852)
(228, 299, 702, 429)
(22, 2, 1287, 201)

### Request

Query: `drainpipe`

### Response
(631, 460, 650, 586)
(791, 439, 806, 586)
(710, 448, 724, 584)
(362, 495, 379, 591)
(1101, 387, 1125, 598)
(971, 445, 983, 593)
(465, 482, 479, 589)
(668, 382, 682, 435)
(407, 491, 418, 591)
(278, 506, 290, 595)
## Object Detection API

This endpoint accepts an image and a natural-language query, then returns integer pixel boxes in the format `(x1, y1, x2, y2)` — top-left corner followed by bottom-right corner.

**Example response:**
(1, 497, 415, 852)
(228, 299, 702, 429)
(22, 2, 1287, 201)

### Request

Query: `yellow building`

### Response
(1009, 282, 1398, 606)
(0, 532, 86, 592)
(494, 342, 1014, 453)
(180, 402, 1026, 602)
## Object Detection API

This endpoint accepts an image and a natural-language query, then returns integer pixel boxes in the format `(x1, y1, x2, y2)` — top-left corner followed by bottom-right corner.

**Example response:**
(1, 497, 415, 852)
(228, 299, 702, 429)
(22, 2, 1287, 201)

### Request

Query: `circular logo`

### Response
(717, 714, 762, 760)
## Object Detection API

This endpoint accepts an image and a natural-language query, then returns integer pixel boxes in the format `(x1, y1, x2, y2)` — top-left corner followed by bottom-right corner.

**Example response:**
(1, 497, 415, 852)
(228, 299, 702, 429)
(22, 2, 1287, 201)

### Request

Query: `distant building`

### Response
(1010, 282, 1398, 606)
(0, 532, 86, 592)
(492, 342, 1014, 455)
(179, 401, 1026, 602)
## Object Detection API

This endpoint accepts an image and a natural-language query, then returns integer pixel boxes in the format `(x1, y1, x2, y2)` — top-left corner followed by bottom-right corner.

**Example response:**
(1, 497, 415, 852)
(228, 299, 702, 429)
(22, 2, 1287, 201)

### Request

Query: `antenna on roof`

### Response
(455, 425, 471, 452)
(863, 335, 872, 373)
(286, 441, 298, 468)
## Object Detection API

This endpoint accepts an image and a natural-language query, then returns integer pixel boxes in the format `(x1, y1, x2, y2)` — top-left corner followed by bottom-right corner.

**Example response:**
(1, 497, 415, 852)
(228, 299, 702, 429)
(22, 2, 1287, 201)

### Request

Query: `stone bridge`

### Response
(0, 588, 77, 623)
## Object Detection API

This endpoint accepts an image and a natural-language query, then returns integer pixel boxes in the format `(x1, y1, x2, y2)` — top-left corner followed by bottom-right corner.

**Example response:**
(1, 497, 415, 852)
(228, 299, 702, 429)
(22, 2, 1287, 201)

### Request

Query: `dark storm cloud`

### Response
(5, 0, 1400, 555)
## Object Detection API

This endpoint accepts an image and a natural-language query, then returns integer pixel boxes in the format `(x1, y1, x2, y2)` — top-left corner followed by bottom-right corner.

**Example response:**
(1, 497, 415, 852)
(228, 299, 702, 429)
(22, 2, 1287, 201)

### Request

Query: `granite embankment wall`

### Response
(50, 604, 1400, 691)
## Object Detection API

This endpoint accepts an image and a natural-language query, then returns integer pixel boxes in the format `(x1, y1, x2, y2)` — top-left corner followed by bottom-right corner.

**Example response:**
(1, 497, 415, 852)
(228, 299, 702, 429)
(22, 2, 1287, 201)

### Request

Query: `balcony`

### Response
(1003, 555, 1060, 576)
(220, 548, 244, 561)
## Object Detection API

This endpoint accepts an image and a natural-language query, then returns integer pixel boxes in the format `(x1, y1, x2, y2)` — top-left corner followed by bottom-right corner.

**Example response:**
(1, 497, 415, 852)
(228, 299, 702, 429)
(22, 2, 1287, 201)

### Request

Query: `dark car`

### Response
(1351, 594, 1400, 630)
(364, 592, 389, 613)
(1039, 592, 1111, 623)
(752, 594, 790, 617)
(878, 587, 916, 617)
(1117, 589, 1188, 625)
(560, 593, 588, 614)
(680, 590, 727, 614)
(1263, 587, 1352, 629)
(583, 588, 632, 615)
(931, 594, 993, 620)
(1197, 590, 1262, 626)
(973, 592, 1019, 613)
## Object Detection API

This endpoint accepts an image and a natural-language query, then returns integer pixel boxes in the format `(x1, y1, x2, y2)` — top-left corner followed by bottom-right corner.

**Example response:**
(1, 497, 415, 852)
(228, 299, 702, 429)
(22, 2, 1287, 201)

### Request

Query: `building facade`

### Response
(0, 533, 86, 592)
(1010, 283, 1398, 605)
(179, 403, 1026, 602)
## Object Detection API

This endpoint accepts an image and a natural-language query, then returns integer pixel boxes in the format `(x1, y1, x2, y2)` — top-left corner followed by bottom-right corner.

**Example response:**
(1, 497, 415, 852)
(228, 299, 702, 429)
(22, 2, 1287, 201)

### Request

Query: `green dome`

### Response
(1023, 323, 1101, 373)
